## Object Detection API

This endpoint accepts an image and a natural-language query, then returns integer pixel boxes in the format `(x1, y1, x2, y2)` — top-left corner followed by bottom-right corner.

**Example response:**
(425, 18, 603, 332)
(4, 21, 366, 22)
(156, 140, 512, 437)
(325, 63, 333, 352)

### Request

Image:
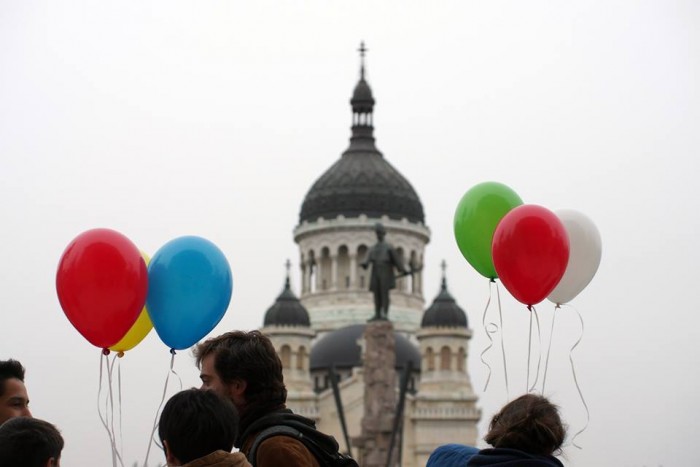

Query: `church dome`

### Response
(299, 47, 424, 225)
(421, 268, 468, 328)
(351, 78, 374, 112)
(263, 275, 310, 327)
(310, 324, 421, 371)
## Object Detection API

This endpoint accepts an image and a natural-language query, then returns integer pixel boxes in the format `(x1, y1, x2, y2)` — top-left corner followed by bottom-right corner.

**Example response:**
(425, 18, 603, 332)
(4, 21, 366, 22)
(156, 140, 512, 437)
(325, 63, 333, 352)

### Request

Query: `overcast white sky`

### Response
(1, 1, 699, 466)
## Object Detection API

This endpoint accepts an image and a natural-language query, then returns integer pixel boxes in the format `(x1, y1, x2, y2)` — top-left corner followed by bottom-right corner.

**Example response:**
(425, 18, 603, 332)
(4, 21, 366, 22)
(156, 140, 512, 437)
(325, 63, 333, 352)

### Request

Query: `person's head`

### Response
(484, 394, 566, 456)
(194, 331, 286, 414)
(0, 359, 31, 424)
(0, 416, 63, 467)
(158, 389, 239, 465)
(374, 222, 386, 240)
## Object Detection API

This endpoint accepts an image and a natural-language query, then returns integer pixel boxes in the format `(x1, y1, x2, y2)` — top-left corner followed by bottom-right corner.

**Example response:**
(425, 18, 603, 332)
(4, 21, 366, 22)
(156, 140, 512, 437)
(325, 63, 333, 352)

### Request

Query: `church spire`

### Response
(284, 258, 292, 290)
(349, 41, 376, 147)
(358, 41, 367, 80)
(440, 259, 448, 291)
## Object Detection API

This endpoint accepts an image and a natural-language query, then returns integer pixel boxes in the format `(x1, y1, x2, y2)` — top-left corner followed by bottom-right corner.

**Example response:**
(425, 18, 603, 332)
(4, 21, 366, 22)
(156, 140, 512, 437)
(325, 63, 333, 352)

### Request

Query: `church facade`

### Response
(260, 47, 480, 467)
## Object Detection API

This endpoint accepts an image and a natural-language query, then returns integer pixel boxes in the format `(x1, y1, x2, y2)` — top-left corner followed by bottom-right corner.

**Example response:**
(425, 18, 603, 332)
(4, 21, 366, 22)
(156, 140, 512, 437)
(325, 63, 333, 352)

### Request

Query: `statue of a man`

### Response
(361, 223, 408, 321)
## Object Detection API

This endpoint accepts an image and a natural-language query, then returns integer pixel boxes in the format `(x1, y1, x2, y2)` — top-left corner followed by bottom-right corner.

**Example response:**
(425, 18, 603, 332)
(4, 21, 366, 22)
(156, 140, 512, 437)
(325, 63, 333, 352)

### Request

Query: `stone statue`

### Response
(361, 223, 409, 321)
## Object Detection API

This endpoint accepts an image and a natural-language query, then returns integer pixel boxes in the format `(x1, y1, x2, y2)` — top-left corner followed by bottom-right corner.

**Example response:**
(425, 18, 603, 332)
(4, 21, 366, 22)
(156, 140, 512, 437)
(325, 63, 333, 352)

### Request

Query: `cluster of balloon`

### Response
(56, 230, 233, 354)
(454, 181, 602, 307)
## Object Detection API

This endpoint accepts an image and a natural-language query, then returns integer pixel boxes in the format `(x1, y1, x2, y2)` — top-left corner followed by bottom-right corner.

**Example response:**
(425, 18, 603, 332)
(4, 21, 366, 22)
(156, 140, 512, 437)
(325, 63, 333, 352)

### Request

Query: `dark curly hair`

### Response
(159, 389, 238, 464)
(0, 359, 26, 397)
(194, 331, 287, 411)
(484, 394, 566, 456)
(0, 417, 64, 467)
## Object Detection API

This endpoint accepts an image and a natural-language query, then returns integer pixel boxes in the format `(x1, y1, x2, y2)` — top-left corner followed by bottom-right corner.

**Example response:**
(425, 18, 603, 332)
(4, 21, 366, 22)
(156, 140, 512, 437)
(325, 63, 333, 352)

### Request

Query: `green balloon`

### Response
(454, 182, 523, 279)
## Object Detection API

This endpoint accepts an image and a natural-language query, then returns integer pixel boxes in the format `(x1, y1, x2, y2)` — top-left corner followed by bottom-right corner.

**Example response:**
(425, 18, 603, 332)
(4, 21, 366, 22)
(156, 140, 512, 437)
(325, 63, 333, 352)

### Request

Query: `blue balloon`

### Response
(147, 236, 233, 350)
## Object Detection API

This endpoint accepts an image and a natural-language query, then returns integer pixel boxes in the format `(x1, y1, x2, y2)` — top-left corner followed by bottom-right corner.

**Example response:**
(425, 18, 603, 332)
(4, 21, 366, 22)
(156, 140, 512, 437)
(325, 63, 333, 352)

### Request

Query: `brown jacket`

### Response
(241, 433, 320, 467)
(182, 450, 252, 467)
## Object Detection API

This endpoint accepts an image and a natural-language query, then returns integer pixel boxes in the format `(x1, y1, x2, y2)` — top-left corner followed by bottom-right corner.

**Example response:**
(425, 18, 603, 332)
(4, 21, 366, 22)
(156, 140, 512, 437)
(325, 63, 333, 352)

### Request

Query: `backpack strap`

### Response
(248, 425, 303, 467)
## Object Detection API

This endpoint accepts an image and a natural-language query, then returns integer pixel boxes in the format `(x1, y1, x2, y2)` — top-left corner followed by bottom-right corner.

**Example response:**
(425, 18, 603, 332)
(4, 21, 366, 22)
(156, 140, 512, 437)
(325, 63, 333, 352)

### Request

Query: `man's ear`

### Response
(163, 439, 179, 465)
(228, 379, 248, 406)
(45, 457, 59, 467)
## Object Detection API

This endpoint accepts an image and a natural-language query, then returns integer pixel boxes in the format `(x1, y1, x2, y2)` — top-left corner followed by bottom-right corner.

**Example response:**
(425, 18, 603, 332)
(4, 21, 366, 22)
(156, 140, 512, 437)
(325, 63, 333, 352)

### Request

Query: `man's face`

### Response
(199, 353, 247, 412)
(0, 378, 31, 425)
(199, 353, 227, 397)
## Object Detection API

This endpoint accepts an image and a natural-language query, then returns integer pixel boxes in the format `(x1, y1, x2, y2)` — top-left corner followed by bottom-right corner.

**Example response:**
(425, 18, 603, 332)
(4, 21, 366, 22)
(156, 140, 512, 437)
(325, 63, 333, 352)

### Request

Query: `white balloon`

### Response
(547, 209, 602, 305)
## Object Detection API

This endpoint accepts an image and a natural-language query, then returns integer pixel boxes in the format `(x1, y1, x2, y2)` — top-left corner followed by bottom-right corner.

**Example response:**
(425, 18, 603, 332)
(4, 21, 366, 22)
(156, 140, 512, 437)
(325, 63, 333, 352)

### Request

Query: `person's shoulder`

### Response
(182, 450, 252, 467)
(256, 435, 320, 467)
(427, 444, 479, 467)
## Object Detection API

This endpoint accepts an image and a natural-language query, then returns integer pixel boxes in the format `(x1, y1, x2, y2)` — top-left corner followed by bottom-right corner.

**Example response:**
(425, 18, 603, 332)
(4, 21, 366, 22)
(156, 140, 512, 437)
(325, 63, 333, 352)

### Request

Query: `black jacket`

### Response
(467, 448, 564, 466)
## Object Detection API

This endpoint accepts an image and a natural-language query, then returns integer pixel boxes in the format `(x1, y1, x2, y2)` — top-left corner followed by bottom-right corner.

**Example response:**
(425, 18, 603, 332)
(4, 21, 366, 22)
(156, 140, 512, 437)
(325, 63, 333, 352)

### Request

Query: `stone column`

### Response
(354, 320, 399, 467)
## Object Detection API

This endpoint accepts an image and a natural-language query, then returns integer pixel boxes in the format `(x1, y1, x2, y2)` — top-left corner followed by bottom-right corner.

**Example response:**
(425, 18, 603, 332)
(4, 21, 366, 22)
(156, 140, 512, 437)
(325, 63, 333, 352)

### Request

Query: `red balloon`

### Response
(492, 205, 570, 306)
(56, 228, 148, 349)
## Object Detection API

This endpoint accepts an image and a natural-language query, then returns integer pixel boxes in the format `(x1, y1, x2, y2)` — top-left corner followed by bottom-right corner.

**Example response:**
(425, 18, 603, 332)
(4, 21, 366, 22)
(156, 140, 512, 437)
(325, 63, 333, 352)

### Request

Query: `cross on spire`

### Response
(441, 260, 448, 290)
(358, 41, 368, 79)
(285, 259, 291, 288)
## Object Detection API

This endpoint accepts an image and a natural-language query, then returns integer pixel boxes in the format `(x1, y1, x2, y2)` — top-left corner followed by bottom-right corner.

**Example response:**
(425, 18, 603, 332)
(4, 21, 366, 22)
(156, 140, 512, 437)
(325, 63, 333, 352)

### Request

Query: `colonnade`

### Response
(299, 244, 423, 296)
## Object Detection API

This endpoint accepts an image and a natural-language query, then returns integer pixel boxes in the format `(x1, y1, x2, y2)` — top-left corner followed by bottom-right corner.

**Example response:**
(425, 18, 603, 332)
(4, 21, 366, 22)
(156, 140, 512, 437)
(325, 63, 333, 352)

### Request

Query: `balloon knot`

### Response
(489, 278, 496, 283)
(527, 305, 532, 312)
(170, 348, 177, 355)
(102, 348, 110, 356)
(117, 351, 125, 358)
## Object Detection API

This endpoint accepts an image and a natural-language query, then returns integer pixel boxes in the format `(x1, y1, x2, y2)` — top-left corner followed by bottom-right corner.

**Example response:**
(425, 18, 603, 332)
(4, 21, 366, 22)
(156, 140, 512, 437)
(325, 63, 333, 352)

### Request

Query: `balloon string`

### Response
(144, 350, 177, 467)
(565, 304, 589, 449)
(107, 355, 125, 467)
(495, 282, 509, 399)
(526, 307, 532, 392)
(117, 358, 124, 457)
(97, 352, 117, 467)
(528, 306, 542, 393)
(479, 280, 495, 392)
(542, 305, 559, 394)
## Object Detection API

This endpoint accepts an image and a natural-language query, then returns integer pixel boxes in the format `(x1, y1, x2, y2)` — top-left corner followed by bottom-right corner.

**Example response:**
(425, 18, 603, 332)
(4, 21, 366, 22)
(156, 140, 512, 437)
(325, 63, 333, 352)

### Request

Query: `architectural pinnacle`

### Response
(358, 41, 368, 80)
(441, 260, 447, 290)
(285, 259, 291, 289)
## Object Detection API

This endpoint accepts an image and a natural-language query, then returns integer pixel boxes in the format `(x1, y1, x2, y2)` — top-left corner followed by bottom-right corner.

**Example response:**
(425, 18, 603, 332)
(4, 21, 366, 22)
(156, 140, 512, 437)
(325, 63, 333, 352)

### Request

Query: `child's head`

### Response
(484, 394, 566, 456)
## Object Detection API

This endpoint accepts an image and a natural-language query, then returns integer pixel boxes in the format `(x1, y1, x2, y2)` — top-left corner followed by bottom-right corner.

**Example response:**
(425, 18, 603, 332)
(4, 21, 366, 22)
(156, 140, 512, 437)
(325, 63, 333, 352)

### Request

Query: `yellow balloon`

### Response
(109, 307, 153, 353)
(110, 252, 153, 353)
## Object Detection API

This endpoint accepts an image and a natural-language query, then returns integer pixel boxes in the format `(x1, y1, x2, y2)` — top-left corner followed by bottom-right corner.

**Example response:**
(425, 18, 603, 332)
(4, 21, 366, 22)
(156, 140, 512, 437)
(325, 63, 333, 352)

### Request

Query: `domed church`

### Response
(260, 44, 480, 467)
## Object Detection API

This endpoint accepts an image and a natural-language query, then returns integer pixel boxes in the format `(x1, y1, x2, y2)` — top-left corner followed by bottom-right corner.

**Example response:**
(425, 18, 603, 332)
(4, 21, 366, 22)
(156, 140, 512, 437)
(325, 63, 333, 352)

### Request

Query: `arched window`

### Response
(457, 347, 466, 372)
(337, 245, 350, 289)
(396, 247, 406, 292)
(280, 345, 291, 368)
(426, 347, 435, 371)
(308, 250, 316, 293)
(320, 247, 331, 290)
(357, 245, 368, 289)
(297, 346, 307, 371)
(440, 346, 451, 371)
(409, 250, 418, 293)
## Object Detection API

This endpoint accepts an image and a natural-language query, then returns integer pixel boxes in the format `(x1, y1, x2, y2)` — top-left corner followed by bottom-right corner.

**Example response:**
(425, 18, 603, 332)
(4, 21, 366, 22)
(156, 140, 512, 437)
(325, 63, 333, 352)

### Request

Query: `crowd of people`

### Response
(1, 331, 568, 466)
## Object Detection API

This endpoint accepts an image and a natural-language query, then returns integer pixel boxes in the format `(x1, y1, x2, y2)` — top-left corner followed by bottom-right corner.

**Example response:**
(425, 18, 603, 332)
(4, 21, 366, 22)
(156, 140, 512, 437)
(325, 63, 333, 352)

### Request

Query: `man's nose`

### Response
(22, 407, 32, 417)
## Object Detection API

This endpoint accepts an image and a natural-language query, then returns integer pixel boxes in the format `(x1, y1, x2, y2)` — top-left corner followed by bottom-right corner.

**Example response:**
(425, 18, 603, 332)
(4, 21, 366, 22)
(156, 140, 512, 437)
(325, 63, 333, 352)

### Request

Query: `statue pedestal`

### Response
(354, 320, 399, 467)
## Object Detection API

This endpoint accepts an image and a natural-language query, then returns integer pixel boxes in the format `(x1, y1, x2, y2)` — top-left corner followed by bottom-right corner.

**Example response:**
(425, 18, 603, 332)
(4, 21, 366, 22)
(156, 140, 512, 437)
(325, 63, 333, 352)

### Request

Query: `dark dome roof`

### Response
(263, 278, 310, 327)
(299, 76, 424, 224)
(310, 324, 420, 371)
(351, 79, 374, 112)
(421, 276, 468, 328)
